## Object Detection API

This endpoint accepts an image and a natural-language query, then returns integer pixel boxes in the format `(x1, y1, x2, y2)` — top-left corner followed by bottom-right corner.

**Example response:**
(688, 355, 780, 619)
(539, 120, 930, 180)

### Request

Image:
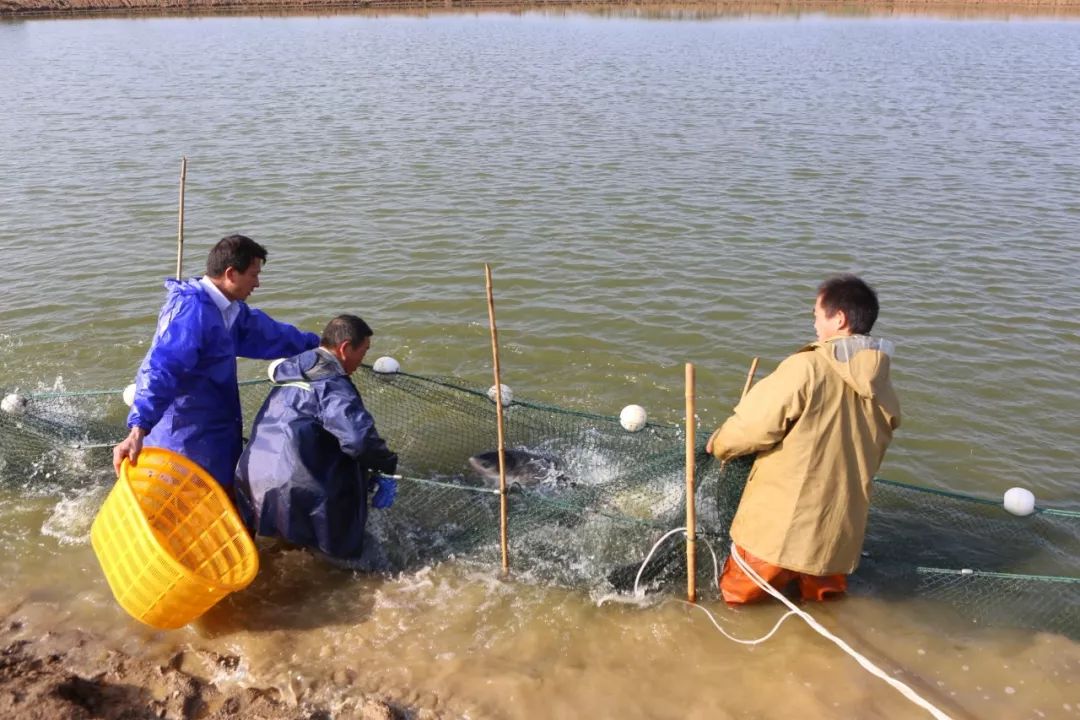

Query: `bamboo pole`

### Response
(685, 362, 697, 604)
(484, 263, 510, 576)
(741, 356, 760, 401)
(175, 157, 187, 279)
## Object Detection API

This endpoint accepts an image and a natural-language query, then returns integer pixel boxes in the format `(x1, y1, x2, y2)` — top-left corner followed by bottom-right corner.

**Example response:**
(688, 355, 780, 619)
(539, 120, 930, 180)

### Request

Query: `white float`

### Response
(1003, 487, 1036, 517)
(373, 356, 401, 374)
(620, 404, 648, 432)
(487, 384, 513, 405)
(122, 383, 137, 407)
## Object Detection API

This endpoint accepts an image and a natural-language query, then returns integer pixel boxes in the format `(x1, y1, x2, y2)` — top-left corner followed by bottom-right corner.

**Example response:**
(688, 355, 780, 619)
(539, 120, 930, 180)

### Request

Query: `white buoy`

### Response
(373, 356, 401, 374)
(487, 384, 513, 405)
(122, 383, 137, 407)
(1003, 487, 1036, 516)
(620, 404, 648, 432)
(1, 393, 27, 415)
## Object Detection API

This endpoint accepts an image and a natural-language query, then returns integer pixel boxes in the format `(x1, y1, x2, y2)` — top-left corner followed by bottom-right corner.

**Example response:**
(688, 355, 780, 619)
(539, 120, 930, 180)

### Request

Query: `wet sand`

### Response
(0, 598, 420, 720)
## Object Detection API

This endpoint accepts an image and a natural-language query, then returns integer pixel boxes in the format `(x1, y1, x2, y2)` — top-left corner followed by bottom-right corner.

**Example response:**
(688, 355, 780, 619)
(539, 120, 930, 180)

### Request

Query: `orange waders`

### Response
(720, 544, 848, 605)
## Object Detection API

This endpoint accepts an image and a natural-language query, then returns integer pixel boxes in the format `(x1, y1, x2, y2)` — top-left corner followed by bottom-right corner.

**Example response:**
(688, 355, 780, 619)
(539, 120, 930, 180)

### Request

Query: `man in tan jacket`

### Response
(706, 275, 901, 604)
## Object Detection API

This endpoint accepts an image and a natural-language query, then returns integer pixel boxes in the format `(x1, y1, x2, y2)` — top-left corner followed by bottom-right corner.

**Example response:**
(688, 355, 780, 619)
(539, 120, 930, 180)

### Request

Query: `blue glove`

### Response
(372, 475, 397, 509)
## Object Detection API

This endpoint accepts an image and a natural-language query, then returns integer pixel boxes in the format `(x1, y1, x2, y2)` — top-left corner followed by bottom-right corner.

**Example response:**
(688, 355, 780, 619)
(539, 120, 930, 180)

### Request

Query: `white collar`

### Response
(198, 276, 239, 328)
(198, 276, 233, 312)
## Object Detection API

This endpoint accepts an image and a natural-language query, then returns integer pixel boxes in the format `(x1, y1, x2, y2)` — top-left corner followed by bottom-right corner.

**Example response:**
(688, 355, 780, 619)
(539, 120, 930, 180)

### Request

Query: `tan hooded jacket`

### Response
(709, 336, 901, 576)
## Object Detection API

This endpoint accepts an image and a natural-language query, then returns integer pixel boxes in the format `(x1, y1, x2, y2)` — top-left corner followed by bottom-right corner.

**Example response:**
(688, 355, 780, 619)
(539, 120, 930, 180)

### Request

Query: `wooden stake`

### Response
(685, 362, 697, 604)
(741, 356, 760, 401)
(484, 263, 510, 576)
(175, 157, 187, 279)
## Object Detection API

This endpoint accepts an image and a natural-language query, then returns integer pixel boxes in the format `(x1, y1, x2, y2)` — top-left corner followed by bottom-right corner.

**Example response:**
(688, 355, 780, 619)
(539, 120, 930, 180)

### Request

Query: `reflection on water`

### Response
(6, 0, 1080, 21)
(1, 11, 1079, 719)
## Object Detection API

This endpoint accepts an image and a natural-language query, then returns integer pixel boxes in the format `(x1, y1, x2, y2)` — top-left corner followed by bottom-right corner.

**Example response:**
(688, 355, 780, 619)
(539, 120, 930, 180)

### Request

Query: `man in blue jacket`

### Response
(233, 314, 399, 561)
(112, 235, 320, 489)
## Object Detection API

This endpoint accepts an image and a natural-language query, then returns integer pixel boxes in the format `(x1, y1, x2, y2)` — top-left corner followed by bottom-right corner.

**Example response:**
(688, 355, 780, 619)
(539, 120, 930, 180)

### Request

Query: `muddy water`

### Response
(1, 10, 1079, 718)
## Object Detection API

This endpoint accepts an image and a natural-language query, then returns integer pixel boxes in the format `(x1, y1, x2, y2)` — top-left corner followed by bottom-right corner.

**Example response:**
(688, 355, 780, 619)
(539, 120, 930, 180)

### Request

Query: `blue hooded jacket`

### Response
(127, 278, 320, 488)
(233, 348, 398, 559)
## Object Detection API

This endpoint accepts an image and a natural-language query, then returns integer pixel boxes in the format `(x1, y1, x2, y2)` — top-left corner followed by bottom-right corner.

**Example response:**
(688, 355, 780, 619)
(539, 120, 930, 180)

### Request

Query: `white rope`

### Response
(729, 542, 955, 720)
(631, 528, 799, 645)
(624, 530, 955, 719)
(632, 527, 685, 595)
(669, 598, 798, 646)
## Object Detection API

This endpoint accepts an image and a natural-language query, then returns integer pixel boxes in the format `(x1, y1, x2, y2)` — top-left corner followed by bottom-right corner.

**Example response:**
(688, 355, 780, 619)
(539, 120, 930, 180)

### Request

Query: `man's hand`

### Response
(705, 427, 726, 457)
(112, 427, 146, 475)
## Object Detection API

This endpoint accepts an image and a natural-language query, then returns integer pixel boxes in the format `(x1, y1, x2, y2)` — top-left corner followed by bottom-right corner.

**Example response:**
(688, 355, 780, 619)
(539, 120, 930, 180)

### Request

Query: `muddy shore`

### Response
(3, 0, 1079, 17)
(0, 601, 427, 720)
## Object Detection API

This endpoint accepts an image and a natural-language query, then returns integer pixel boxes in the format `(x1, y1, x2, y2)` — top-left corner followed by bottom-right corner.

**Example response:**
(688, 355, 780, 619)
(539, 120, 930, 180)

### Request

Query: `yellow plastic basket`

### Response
(90, 447, 259, 629)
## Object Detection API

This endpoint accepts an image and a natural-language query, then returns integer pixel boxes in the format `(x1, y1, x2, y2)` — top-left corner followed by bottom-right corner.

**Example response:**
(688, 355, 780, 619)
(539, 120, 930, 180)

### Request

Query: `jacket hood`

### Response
(268, 348, 345, 385)
(807, 335, 896, 404)
(165, 277, 211, 300)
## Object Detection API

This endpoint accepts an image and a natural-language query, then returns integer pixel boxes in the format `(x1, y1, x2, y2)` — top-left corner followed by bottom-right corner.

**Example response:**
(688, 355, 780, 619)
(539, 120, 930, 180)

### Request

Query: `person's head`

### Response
(205, 234, 268, 302)
(321, 314, 373, 375)
(814, 275, 879, 342)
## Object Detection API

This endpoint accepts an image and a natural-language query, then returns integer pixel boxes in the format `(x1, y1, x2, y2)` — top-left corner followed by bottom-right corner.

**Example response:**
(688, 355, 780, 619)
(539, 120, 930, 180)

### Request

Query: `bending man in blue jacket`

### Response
(113, 235, 320, 489)
(233, 314, 399, 562)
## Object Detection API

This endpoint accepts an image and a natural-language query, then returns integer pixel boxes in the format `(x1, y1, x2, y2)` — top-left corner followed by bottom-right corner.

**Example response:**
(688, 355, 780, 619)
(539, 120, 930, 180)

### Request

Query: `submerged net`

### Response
(858, 479, 1080, 635)
(1, 368, 1078, 638)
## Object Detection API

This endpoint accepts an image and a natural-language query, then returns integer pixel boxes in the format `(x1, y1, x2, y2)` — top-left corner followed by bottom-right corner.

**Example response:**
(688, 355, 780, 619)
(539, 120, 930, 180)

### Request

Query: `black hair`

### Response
(206, 235, 268, 277)
(321, 314, 374, 349)
(817, 275, 879, 335)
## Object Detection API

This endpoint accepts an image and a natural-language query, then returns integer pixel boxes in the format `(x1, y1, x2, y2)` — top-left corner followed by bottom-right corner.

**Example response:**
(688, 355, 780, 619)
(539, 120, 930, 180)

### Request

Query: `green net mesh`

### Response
(857, 478, 1080, 636)
(1, 368, 1077, 638)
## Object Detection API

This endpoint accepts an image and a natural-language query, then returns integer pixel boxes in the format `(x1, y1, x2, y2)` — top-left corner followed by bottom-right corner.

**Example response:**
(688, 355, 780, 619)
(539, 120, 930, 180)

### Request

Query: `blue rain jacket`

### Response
(233, 348, 398, 559)
(127, 278, 320, 488)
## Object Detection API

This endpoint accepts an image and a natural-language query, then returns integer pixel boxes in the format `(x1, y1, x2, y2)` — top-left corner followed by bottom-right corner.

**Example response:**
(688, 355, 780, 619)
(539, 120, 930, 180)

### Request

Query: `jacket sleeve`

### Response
(317, 379, 398, 475)
(127, 297, 203, 431)
(708, 352, 813, 461)
(233, 306, 320, 360)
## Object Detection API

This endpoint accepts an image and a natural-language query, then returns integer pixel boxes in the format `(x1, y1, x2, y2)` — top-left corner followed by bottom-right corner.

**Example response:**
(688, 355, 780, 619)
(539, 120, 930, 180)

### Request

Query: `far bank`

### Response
(3, 0, 1080, 18)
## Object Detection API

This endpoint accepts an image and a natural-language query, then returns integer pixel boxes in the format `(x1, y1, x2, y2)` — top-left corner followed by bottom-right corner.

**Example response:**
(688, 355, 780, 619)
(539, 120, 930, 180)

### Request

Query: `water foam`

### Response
(40, 485, 109, 546)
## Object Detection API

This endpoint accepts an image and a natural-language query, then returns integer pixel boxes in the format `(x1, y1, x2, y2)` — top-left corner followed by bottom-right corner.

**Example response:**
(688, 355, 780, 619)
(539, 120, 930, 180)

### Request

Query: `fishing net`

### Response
(1, 369, 1078, 638)
(857, 478, 1080, 636)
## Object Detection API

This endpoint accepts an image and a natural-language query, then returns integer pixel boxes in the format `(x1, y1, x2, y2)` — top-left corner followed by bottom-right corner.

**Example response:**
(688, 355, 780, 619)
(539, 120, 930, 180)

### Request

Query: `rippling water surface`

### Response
(1, 11, 1078, 719)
